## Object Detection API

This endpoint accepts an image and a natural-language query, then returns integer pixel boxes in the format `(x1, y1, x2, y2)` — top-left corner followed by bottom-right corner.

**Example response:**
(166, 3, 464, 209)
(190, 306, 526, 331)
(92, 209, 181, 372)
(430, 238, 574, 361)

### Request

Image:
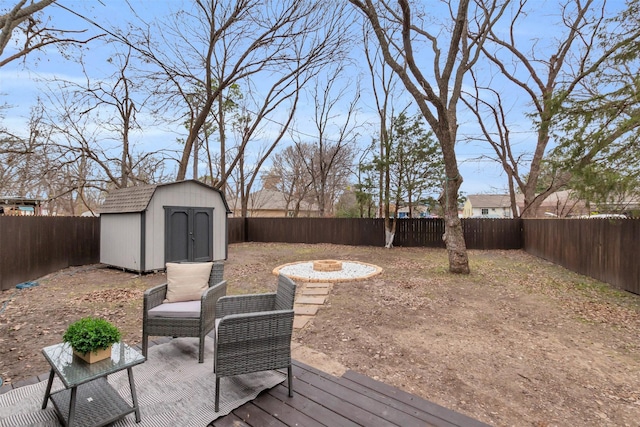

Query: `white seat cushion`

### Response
(148, 300, 201, 318)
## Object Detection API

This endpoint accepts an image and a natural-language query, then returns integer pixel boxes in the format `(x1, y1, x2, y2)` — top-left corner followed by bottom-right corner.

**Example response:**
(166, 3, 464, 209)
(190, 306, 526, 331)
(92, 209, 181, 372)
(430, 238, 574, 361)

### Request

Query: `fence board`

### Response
(228, 217, 246, 244)
(232, 217, 523, 250)
(462, 218, 522, 250)
(243, 218, 385, 246)
(0, 216, 100, 291)
(523, 218, 639, 295)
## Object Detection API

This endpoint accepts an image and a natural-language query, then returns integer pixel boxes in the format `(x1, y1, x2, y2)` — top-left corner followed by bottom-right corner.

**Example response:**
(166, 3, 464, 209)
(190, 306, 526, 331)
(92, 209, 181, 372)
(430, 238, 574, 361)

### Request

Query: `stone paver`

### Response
(302, 288, 330, 296)
(294, 305, 319, 316)
(292, 281, 334, 330)
(295, 296, 326, 305)
(293, 316, 312, 329)
(305, 282, 332, 288)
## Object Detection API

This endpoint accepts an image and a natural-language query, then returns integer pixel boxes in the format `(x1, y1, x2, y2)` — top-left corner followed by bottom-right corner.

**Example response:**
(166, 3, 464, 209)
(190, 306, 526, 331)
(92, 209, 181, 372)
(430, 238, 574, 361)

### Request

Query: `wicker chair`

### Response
(213, 274, 296, 412)
(142, 261, 226, 363)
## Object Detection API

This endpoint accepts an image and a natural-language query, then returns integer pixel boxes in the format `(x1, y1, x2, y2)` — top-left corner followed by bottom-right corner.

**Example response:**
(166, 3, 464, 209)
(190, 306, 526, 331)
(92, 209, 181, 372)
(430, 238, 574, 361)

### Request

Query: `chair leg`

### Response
(288, 364, 293, 397)
(142, 333, 148, 358)
(198, 336, 205, 363)
(215, 376, 220, 412)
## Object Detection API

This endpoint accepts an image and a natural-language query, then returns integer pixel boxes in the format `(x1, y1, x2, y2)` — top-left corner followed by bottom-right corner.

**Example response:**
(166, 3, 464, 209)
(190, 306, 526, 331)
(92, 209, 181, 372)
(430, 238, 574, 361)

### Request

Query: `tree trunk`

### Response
(437, 130, 469, 274)
(384, 216, 396, 248)
(439, 177, 468, 274)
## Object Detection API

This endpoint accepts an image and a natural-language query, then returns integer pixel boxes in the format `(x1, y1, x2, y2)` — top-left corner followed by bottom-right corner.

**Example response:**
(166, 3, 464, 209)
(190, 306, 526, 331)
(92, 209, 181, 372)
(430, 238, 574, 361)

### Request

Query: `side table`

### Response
(41, 342, 145, 426)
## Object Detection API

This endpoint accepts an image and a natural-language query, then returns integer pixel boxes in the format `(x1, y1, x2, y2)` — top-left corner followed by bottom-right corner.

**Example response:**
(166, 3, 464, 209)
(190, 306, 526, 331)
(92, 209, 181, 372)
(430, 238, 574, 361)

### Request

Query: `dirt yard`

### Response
(1, 242, 639, 426)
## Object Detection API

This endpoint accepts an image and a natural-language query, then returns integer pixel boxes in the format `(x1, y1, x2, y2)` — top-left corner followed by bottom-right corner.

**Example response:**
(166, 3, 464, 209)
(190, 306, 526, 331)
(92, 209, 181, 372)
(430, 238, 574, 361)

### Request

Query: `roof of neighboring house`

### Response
(397, 205, 430, 214)
(466, 194, 517, 208)
(538, 190, 581, 207)
(99, 180, 230, 214)
(0, 196, 44, 206)
(229, 189, 317, 212)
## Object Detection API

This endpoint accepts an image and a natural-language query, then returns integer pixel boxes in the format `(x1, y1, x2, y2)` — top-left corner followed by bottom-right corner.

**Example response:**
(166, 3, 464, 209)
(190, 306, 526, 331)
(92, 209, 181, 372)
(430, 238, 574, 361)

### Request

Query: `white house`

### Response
(462, 194, 519, 218)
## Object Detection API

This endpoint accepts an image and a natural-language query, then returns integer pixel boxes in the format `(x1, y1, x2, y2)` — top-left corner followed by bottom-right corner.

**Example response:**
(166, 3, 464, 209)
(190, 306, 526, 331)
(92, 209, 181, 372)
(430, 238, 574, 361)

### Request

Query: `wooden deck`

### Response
(0, 346, 490, 427)
(211, 359, 490, 427)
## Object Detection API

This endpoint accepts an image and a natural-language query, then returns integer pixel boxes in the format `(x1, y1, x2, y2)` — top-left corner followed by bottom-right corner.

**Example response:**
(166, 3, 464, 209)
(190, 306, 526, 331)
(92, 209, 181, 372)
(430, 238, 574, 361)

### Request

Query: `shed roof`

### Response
(99, 185, 157, 214)
(99, 180, 230, 214)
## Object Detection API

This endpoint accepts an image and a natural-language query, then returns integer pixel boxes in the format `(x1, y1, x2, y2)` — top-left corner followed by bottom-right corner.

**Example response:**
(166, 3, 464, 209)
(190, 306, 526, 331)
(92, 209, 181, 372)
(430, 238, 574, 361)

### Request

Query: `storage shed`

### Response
(99, 180, 230, 273)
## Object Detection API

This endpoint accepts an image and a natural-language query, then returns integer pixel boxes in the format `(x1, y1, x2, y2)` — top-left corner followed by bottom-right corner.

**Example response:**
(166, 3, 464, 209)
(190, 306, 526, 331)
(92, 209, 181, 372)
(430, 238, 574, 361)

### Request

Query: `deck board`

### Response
(293, 365, 428, 426)
(211, 360, 491, 427)
(341, 370, 489, 427)
(267, 383, 362, 427)
(250, 392, 327, 427)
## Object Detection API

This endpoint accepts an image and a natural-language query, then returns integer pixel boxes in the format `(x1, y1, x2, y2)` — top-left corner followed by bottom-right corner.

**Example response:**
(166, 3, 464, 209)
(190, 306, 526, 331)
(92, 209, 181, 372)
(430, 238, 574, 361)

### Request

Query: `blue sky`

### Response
(1, 0, 625, 197)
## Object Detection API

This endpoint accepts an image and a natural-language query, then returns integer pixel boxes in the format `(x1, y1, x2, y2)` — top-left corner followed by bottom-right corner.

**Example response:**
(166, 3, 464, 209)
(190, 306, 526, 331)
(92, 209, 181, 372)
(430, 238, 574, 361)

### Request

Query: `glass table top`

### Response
(42, 342, 145, 388)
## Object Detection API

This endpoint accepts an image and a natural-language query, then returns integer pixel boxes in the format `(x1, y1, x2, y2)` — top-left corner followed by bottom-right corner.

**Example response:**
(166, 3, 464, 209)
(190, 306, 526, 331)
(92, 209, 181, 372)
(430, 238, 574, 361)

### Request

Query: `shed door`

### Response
(165, 207, 214, 263)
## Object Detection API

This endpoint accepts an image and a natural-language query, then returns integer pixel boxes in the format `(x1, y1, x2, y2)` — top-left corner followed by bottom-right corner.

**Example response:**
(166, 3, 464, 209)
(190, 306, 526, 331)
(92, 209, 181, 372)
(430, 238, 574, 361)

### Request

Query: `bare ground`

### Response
(1, 242, 639, 426)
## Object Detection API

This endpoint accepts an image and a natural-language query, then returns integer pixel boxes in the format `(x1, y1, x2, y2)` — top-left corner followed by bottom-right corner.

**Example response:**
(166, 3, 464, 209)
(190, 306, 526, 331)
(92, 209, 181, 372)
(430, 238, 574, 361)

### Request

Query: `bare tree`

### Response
(349, 0, 507, 273)
(0, 0, 100, 67)
(263, 145, 313, 217)
(361, 20, 405, 245)
(130, 0, 349, 185)
(38, 47, 170, 195)
(465, 0, 640, 218)
(292, 67, 360, 217)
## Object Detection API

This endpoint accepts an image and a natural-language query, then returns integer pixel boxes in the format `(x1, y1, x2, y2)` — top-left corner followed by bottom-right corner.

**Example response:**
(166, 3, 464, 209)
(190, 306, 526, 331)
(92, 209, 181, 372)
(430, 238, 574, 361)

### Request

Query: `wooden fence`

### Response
(523, 218, 640, 295)
(229, 217, 522, 249)
(1, 216, 637, 295)
(0, 216, 100, 291)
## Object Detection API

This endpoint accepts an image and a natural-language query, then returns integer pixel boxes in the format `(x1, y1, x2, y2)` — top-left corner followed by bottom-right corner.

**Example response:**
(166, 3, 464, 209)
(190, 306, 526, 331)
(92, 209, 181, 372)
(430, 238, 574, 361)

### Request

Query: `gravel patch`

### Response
(273, 260, 383, 282)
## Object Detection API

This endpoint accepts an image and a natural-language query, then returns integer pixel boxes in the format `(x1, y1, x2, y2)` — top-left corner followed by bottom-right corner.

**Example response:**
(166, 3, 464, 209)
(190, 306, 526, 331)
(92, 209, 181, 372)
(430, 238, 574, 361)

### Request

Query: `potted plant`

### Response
(63, 317, 121, 363)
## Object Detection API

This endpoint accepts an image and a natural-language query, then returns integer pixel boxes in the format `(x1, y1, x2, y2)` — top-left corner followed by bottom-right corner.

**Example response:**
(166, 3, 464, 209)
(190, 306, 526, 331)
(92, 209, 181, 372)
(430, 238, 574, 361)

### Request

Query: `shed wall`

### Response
(100, 213, 142, 270)
(145, 181, 227, 270)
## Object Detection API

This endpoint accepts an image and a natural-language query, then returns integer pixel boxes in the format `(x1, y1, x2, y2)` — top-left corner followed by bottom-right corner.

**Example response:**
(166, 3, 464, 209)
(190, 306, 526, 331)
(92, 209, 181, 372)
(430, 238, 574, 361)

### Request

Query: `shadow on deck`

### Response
(212, 359, 490, 427)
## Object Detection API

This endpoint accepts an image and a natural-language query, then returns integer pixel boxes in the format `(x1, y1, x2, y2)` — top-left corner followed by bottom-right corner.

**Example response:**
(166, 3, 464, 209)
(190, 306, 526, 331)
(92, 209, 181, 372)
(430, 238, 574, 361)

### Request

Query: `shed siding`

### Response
(100, 213, 142, 270)
(146, 181, 227, 270)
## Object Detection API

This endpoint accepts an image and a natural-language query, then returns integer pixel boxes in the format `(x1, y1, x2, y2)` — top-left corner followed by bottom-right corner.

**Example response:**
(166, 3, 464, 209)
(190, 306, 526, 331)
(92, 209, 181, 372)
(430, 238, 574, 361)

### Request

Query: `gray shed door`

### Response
(164, 207, 214, 263)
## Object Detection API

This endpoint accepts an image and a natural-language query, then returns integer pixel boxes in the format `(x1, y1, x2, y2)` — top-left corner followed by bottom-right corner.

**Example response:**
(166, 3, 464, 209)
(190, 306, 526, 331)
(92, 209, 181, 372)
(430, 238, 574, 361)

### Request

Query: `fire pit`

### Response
(312, 260, 343, 272)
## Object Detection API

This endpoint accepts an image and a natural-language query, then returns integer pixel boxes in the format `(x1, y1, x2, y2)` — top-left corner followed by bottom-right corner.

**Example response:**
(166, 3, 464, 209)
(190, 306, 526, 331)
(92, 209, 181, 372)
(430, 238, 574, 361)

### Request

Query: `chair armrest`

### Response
(215, 293, 277, 318)
(208, 261, 224, 287)
(217, 309, 295, 342)
(143, 283, 168, 312)
(201, 280, 227, 322)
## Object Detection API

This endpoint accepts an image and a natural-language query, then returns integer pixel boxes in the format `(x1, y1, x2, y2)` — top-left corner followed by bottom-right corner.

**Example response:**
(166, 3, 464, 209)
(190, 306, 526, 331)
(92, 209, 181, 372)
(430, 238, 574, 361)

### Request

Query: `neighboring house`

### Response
(592, 195, 640, 217)
(229, 189, 320, 218)
(462, 194, 519, 218)
(397, 205, 431, 218)
(0, 196, 44, 216)
(532, 190, 589, 218)
(463, 191, 594, 218)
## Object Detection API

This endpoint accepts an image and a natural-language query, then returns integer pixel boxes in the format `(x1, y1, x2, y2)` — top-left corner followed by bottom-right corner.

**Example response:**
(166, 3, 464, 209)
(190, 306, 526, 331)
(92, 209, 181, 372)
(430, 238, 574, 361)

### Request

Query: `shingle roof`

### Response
(467, 194, 515, 208)
(228, 189, 318, 212)
(100, 180, 231, 214)
(99, 185, 158, 214)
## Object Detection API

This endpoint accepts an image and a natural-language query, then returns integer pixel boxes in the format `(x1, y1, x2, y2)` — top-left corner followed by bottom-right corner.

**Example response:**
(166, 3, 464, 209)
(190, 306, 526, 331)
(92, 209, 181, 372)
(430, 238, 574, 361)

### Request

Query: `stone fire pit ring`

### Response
(273, 259, 383, 283)
(312, 260, 343, 272)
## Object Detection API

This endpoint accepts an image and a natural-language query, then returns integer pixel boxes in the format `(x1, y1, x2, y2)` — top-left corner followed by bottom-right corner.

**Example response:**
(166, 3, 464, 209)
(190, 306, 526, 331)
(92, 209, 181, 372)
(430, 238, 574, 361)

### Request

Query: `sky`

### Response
(0, 0, 627, 198)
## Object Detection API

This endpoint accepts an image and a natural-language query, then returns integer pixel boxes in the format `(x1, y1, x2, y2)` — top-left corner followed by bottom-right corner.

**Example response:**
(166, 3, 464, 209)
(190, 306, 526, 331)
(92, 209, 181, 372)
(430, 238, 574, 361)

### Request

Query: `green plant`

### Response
(63, 317, 121, 354)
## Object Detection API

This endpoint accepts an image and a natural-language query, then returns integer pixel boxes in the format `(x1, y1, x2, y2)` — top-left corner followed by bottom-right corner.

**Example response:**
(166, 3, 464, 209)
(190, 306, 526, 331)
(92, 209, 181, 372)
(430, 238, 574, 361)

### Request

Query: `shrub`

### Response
(62, 317, 121, 354)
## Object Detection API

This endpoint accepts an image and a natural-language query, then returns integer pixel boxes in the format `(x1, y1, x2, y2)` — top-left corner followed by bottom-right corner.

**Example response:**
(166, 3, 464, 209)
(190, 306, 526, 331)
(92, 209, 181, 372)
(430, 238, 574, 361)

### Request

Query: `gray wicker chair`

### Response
(142, 261, 226, 363)
(213, 274, 296, 412)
